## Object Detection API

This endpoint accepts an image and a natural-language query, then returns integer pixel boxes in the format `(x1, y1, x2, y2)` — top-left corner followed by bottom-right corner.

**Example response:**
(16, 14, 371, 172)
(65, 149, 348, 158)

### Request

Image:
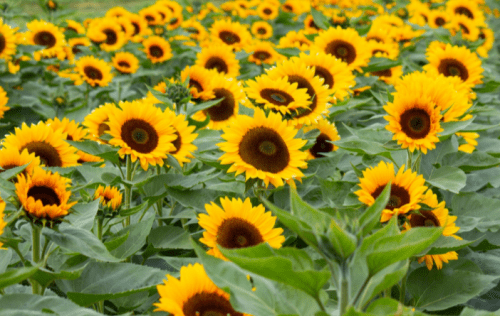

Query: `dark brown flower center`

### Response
(182, 292, 243, 316)
(72, 44, 83, 54)
(239, 126, 290, 173)
(310, 133, 333, 158)
(203, 88, 235, 122)
(368, 36, 383, 43)
(253, 51, 271, 61)
(410, 210, 440, 227)
(283, 4, 293, 12)
(22, 142, 62, 167)
(435, 17, 445, 26)
(28, 185, 61, 206)
(219, 31, 240, 45)
(120, 119, 159, 153)
(171, 131, 181, 154)
(83, 66, 103, 80)
(287, 75, 317, 118)
(372, 69, 392, 77)
(145, 15, 155, 22)
(149, 45, 164, 58)
(0, 34, 5, 54)
(257, 27, 267, 35)
(314, 66, 334, 89)
(325, 40, 356, 64)
(131, 22, 140, 35)
(400, 108, 431, 139)
(437, 58, 469, 81)
(98, 123, 110, 137)
(260, 89, 293, 106)
(103, 29, 118, 45)
(455, 7, 473, 19)
(186, 27, 200, 34)
(372, 184, 410, 210)
(263, 8, 272, 15)
(189, 79, 203, 92)
(217, 217, 264, 249)
(459, 23, 470, 34)
(117, 61, 130, 68)
(205, 57, 229, 74)
(34, 31, 57, 48)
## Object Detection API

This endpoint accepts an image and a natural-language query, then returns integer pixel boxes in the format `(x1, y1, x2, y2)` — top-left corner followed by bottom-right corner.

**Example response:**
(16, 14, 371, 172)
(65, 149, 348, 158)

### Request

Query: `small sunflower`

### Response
(112, 52, 140, 74)
(142, 35, 173, 64)
(198, 197, 285, 260)
(181, 19, 208, 42)
(304, 15, 321, 33)
(26, 20, 66, 58)
(278, 30, 312, 51)
(314, 26, 371, 72)
(427, 10, 448, 28)
(107, 100, 177, 171)
(246, 41, 284, 66)
(257, 2, 279, 20)
(297, 50, 355, 102)
(2, 122, 79, 168)
(218, 109, 308, 188)
(192, 75, 245, 130)
(68, 37, 91, 55)
(196, 45, 240, 78)
(371, 66, 403, 85)
(355, 161, 427, 222)
(423, 44, 483, 88)
(15, 167, 76, 222)
(65, 20, 86, 34)
(446, 0, 485, 23)
(139, 6, 163, 26)
(83, 103, 118, 142)
(155, 263, 251, 316)
(404, 190, 461, 270)
(476, 27, 494, 58)
(76, 56, 113, 87)
(163, 108, 198, 166)
(251, 21, 273, 40)
(282, 0, 309, 14)
(0, 86, 9, 119)
(126, 13, 151, 42)
(446, 14, 480, 42)
(0, 147, 40, 176)
(245, 75, 311, 115)
(209, 19, 252, 52)
(105, 6, 130, 19)
(94, 185, 122, 211)
(369, 41, 399, 60)
(384, 93, 443, 154)
(0, 19, 17, 60)
(365, 27, 395, 45)
(180, 65, 216, 100)
(303, 119, 340, 160)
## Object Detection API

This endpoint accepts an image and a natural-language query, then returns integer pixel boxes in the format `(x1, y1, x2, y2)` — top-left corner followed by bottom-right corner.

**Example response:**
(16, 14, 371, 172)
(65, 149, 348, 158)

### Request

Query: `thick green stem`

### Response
(156, 166, 163, 226)
(339, 275, 349, 316)
(96, 217, 104, 241)
(411, 151, 422, 173)
(406, 149, 413, 170)
(31, 224, 42, 295)
(124, 155, 132, 227)
(399, 272, 407, 304)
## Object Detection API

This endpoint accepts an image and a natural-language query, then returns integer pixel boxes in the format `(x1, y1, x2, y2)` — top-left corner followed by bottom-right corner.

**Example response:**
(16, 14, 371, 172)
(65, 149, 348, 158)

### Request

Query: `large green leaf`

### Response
(64, 200, 99, 231)
(443, 151, 500, 172)
(357, 182, 391, 237)
(149, 225, 193, 249)
(426, 166, 466, 193)
(108, 214, 155, 259)
(0, 266, 39, 290)
(31, 264, 87, 288)
(365, 297, 428, 315)
(417, 235, 475, 256)
(220, 243, 331, 299)
(310, 7, 330, 30)
(451, 192, 500, 232)
(0, 294, 102, 316)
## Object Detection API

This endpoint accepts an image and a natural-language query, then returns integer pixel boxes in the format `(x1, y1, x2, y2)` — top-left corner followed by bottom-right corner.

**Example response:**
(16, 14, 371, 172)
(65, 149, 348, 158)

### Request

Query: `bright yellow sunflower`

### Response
(404, 190, 461, 270)
(181, 18, 208, 42)
(446, 14, 480, 42)
(246, 40, 284, 66)
(180, 65, 216, 100)
(423, 44, 483, 88)
(65, 20, 85, 34)
(112, 52, 140, 74)
(163, 108, 198, 166)
(155, 263, 252, 316)
(369, 41, 400, 60)
(198, 197, 285, 260)
(107, 100, 177, 171)
(282, 0, 309, 14)
(427, 9, 448, 28)
(267, 58, 331, 126)
(126, 13, 151, 42)
(26, 19, 66, 59)
(105, 6, 130, 19)
(446, 0, 485, 24)
(68, 37, 91, 56)
(15, 167, 76, 221)
(355, 161, 427, 222)
(0, 85, 9, 119)
(476, 27, 494, 58)
(257, 2, 279, 20)
(192, 75, 246, 130)
(218, 109, 308, 188)
(2, 122, 79, 168)
(0, 18, 17, 60)
(83, 103, 118, 142)
(94, 185, 122, 211)
(303, 119, 340, 160)
(371, 66, 403, 85)
(209, 19, 251, 52)
(278, 30, 312, 51)
(76, 56, 113, 87)
(142, 35, 173, 64)
(365, 27, 396, 45)
(408, 0, 431, 26)
(139, 6, 163, 26)
(251, 21, 273, 40)
(195, 45, 240, 78)
(314, 26, 371, 72)
(303, 15, 321, 33)
(0, 147, 40, 176)
(245, 75, 311, 115)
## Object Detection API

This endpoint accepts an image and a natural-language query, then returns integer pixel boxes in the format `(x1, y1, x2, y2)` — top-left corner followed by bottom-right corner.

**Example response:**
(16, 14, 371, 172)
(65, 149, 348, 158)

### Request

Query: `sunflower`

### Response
(196, 45, 240, 78)
(365, 27, 395, 45)
(427, 9, 448, 28)
(251, 21, 273, 40)
(181, 19, 208, 42)
(218, 109, 308, 188)
(476, 27, 494, 58)
(297, 50, 355, 102)
(94, 185, 122, 211)
(404, 190, 461, 270)
(278, 30, 312, 51)
(192, 75, 245, 130)
(355, 161, 427, 222)
(408, 1, 431, 26)
(68, 37, 90, 55)
(26, 20, 66, 58)
(0, 19, 17, 60)
(257, 2, 279, 20)
(302, 119, 340, 160)
(142, 35, 173, 64)
(0, 85, 8, 119)
(246, 41, 284, 66)
(83, 103, 118, 142)
(267, 58, 331, 126)
(446, 14, 480, 42)
(126, 13, 151, 42)
(107, 100, 177, 171)
(304, 15, 321, 33)
(384, 92, 442, 154)
(371, 65, 403, 85)
(314, 26, 371, 72)
(456, 132, 479, 153)
(105, 6, 130, 19)
(282, 0, 309, 14)
(15, 167, 76, 222)
(139, 6, 163, 26)
(0, 197, 5, 249)
(180, 65, 216, 100)
(151, 3, 172, 25)
(76, 56, 113, 87)
(155, 263, 251, 316)
(209, 19, 252, 52)
(198, 197, 285, 260)
(369, 41, 399, 59)
(2, 122, 79, 168)
(166, 10, 183, 31)
(112, 52, 139, 74)
(87, 18, 127, 52)
(423, 44, 483, 88)
(245, 75, 311, 115)
(65, 20, 85, 34)
(163, 108, 198, 166)
(0, 147, 40, 176)
(116, 16, 135, 40)
(446, 0, 485, 23)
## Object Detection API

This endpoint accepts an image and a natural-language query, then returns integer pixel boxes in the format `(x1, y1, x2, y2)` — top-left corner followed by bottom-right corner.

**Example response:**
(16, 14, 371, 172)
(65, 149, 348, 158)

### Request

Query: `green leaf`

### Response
(0, 249, 12, 274)
(407, 266, 498, 311)
(365, 297, 428, 315)
(149, 225, 193, 249)
(31, 264, 87, 288)
(119, 201, 148, 217)
(0, 266, 39, 290)
(43, 226, 121, 262)
(0, 163, 28, 180)
(451, 192, 500, 232)
(64, 200, 99, 231)
(57, 261, 166, 306)
(443, 151, 500, 172)
(66, 140, 119, 164)
(109, 215, 155, 259)
(186, 97, 224, 116)
(439, 119, 474, 138)
(418, 235, 475, 256)
(426, 166, 466, 193)
(460, 307, 500, 316)
(362, 57, 401, 73)
(357, 182, 391, 237)
(220, 243, 331, 298)
(0, 294, 102, 315)
(310, 8, 330, 30)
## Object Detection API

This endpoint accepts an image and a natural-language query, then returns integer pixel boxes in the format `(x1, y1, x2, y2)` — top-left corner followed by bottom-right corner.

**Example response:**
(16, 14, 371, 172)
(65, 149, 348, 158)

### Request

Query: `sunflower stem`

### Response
(117, 81, 121, 103)
(406, 149, 413, 171)
(124, 155, 132, 227)
(31, 224, 42, 295)
(155, 165, 163, 226)
(96, 217, 104, 241)
(399, 271, 407, 304)
(412, 151, 422, 173)
(339, 264, 349, 316)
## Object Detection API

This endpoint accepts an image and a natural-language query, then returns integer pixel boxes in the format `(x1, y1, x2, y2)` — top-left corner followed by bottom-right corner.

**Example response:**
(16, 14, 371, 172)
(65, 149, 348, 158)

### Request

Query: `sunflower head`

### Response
(303, 119, 340, 160)
(83, 103, 118, 143)
(195, 44, 240, 78)
(251, 21, 273, 40)
(0, 19, 17, 60)
(76, 56, 114, 87)
(26, 20, 66, 58)
(94, 185, 122, 213)
(0, 147, 41, 177)
(112, 52, 140, 74)
(163, 108, 198, 166)
(180, 65, 217, 100)
(142, 35, 173, 63)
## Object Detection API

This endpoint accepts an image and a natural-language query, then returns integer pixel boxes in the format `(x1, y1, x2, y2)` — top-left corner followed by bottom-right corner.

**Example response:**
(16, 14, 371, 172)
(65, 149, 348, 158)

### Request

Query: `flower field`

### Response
(0, 0, 500, 315)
